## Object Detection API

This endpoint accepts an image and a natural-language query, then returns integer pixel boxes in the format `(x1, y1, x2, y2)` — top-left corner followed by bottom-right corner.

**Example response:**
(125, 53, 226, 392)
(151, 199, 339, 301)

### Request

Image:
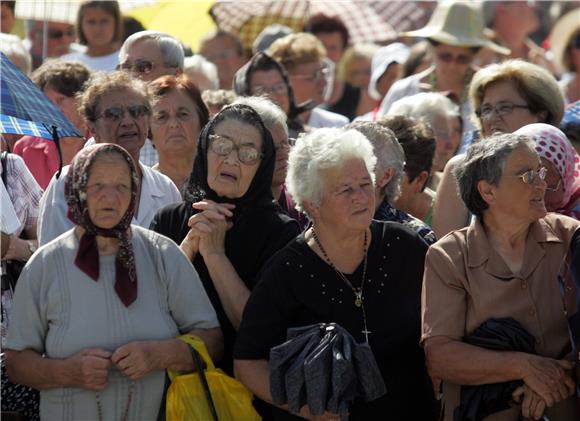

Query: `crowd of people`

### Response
(1, 1, 579, 420)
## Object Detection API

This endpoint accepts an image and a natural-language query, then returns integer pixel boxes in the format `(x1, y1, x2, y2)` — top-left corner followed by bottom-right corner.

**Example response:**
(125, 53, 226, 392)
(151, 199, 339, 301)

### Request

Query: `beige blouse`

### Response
(422, 213, 580, 421)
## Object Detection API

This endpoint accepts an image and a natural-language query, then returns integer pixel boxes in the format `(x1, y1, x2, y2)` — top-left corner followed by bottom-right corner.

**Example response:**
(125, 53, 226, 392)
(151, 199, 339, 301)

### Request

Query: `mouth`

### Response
(218, 170, 238, 182)
(118, 130, 139, 141)
(352, 207, 369, 216)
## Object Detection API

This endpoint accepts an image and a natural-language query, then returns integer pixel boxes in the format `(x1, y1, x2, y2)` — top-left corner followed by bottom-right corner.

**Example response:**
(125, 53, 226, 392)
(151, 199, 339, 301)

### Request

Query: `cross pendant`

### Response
(362, 328, 372, 343)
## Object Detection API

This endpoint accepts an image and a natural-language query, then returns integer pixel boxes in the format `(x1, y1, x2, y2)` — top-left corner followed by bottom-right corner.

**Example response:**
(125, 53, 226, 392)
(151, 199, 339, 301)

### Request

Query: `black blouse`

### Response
(234, 220, 436, 420)
(151, 201, 300, 375)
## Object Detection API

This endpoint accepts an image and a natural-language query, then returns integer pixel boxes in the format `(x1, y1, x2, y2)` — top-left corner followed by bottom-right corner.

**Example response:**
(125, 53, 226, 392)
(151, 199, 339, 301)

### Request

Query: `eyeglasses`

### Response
(96, 105, 151, 122)
(510, 167, 547, 185)
(476, 102, 531, 119)
(47, 28, 75, 39)
(251, 83, 287, 96)
(435, 52, 473, 65)
(119, 59, 155, 75)
(545, 178, 561, 192)
(209, 134, 263, 165)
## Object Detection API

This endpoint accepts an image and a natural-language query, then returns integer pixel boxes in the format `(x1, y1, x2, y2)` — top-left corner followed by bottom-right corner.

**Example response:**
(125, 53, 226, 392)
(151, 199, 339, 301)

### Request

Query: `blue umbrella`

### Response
(0, 52, 82, 176)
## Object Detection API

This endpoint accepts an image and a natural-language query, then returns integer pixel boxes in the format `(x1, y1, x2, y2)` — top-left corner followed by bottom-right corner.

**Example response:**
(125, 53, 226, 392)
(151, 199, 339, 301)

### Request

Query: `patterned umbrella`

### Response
(0, 53, 81, 140)
(210, 0, 397, 51)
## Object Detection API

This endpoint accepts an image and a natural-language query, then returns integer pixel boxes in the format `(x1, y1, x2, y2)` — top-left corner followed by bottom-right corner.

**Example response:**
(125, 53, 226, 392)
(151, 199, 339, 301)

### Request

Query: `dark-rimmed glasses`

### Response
(435, 52, 473, 65)
(209, 134, 263, 165)
(96, 105, 151, 122)
(476, 102, 531, 119)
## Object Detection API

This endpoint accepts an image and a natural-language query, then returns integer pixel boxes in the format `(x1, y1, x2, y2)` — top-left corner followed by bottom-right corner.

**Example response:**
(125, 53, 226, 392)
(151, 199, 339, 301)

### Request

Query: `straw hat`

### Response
(400, 0, 510, 55)
(549, 8, 580, 73)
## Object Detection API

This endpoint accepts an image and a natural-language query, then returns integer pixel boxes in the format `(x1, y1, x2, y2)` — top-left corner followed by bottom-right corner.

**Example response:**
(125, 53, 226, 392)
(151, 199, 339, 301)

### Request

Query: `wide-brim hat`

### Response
(400, 0, 510, 55)
(550, 8, 580, 73)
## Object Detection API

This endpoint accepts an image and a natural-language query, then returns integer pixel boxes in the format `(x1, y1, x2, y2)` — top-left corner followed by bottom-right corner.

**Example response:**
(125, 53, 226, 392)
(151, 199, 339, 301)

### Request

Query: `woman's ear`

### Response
(536, 110, 548, 123)
(86, 121, 98, 140)
(376, 167, 395, 189)
(477, 179, 496, 206)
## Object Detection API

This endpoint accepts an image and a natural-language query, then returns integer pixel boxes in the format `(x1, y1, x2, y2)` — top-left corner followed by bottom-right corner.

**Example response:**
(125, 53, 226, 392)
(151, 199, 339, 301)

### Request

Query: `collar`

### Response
(466, 217, 562, 279)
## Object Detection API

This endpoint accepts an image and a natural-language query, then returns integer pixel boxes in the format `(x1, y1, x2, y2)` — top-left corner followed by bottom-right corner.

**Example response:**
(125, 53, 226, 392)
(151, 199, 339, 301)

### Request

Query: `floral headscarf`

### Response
(64, 143, 139, 307)
(515, 123, 580, 217)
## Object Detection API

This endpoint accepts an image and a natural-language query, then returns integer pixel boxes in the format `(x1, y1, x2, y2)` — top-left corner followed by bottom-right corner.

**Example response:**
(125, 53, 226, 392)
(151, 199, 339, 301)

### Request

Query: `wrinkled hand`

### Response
(190, 200, 234, 257)
(69, 348, 112, 391)
(513, 384, 547, 420)
(112, 341, 160, 381)
(520, 354, 575, 407)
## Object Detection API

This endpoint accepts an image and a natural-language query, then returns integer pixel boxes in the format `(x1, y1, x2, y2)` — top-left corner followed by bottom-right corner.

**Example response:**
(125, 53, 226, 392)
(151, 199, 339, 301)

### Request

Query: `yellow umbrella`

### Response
(126, 0, 216, 52)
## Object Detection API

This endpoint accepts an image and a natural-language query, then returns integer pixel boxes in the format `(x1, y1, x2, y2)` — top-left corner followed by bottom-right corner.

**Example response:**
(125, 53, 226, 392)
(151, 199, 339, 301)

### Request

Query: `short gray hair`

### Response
(233, 96, 288, 136)
(454, 133, 536, 217)
(388, 92, 460, 123)
(286, 128, 377, 213)
(120, 30, 184, 70)
(347, 121, 404, 204)
(183, 55, 219, 91)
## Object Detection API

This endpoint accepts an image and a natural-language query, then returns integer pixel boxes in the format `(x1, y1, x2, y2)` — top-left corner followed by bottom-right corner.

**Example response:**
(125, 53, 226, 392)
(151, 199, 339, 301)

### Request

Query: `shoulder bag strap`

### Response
(1, 151, 7, 186)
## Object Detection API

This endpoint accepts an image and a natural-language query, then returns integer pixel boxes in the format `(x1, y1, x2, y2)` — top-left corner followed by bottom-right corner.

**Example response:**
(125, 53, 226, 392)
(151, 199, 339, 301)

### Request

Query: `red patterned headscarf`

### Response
(516, 123, 580, 219)
(64, 143, 139, 307)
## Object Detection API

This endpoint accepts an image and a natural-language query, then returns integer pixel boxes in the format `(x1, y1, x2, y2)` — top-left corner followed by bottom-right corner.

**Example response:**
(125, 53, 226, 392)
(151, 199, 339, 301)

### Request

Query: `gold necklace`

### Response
(311, 228, 372, 342)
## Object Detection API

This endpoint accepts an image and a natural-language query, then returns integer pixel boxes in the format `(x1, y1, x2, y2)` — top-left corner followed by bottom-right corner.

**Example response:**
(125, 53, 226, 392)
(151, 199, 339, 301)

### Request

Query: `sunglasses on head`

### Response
(47, 28, 75, 39)
(96, 105, 151, 122)
(118, 59, 154, 75)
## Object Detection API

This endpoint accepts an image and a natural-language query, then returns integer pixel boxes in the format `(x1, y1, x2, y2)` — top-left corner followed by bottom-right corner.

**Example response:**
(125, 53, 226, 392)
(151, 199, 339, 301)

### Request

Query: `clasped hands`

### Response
(512, 354, 576, 420)
(180, 200, 235, 258)
(70, 341, 161, 391)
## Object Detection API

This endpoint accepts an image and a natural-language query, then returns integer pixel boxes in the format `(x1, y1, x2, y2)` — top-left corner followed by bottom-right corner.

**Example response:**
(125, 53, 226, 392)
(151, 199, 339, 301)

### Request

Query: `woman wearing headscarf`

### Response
(515, 123, 580, 220)
(234, 128, 435, 421)
(233, 51, 311, 138)
(5, 143, 221, 421)
(378, 1, 509, 144)
(422, 134, 580, 421)
(151, 104, 300, 375)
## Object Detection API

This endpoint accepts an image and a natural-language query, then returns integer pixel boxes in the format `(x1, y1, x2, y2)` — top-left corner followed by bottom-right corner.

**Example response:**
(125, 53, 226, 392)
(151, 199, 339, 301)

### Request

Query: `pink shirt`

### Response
(14, 136, 63, 189)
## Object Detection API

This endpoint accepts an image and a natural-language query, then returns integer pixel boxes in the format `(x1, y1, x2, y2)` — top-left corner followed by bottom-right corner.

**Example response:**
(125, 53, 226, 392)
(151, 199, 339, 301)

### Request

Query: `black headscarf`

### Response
(184, 103, 276, 221)
(232, 51, 314, 122)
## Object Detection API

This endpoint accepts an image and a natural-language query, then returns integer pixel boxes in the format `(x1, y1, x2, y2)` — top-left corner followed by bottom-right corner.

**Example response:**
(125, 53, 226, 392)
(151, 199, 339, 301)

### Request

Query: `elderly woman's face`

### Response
(316, 158, 375, 230)
(488, 146, 547, 222)
(430, 115, 459, 172)
(207, 119, 263, 198)
(480, 80, 542, 137)
(89, 88, 150, 159)
(249, 70, 290, 115)
(150, 89, 202, 157)
(86, 154, 132, 229)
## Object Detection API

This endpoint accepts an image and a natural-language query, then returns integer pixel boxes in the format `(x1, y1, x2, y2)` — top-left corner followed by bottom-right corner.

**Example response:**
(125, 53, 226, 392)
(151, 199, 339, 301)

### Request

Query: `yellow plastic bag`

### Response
(166, 335, 261, 421)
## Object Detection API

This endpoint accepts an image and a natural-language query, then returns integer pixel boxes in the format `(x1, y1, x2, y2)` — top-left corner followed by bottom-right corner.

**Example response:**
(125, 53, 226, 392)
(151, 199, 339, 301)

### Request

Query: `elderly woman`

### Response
(515, 123, 580, 220)
(234, 128, 435, 420)
(422, 134, 580, 421)
(5, 143, 221, 421)
(149, 74, 209, 192)
(37, 71, 181, 246)
(348, 121, 437, 245)
(433, 59, 565, 238)
(378, 1, 509, 143)
(233, 51, 308, 137)
(151, 104, 300, 376)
